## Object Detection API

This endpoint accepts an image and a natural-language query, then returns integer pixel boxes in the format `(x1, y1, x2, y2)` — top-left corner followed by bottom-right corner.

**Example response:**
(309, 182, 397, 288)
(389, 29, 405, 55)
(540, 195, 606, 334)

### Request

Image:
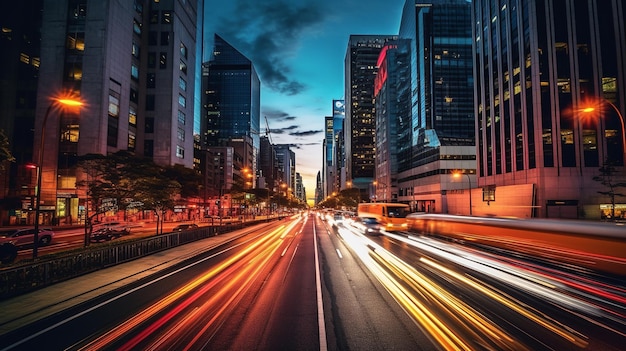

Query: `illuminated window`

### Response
(162, 11, 171, 24)
(60, 124, 80, 143)
(19, 53, 29, 64)
(128, 132, 136, 151)
(176, 145, 185, 158)
(159, 52, 167, 68)
(108, 93, 120, 117)
(129, 106, 137, 126)
(131, 64, 139, 80)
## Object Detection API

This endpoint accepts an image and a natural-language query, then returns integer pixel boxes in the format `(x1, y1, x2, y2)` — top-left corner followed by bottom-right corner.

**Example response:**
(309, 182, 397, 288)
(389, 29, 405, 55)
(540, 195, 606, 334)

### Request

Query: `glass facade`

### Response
(204, 34, 260, 153)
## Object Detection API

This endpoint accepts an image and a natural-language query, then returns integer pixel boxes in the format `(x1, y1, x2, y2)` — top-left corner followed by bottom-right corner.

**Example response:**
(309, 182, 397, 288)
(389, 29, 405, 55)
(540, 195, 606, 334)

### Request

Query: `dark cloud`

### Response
(215, 0, 327, 96)
(263, 108, 298, 121)
(290, 130, 323, 137)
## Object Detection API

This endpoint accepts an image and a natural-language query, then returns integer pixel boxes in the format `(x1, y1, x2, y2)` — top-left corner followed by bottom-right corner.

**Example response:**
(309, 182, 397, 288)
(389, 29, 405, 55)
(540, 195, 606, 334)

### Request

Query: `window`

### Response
(66, 32, 85, 51)
(179, 77, 186, 91)
(180, 42, 187, 58)
(150, 10, 158, 23)
(131, 64, 139, 80)
(145, 117, 155, 133)
(176, 145, 185, 159)
(179, 60, 187, 74)
(178, 110, 186, 124)
(177, 127, 185, 141)
(144, 140, 154, 157)
(162, 11, 172, 24)
(60, 123, 80, 143)
(108, 92, 120, 118)
(148, 52, 156, 68)
(161, 32, 169, 45)
(128, 132, 136, 151)
(178, 94, 186, 108)
(130, 88, 138, 103)
(133, 19, 141, 35)
(147, 72, 156, 88)
(149, 31, 157, 45)
(132, 41, 140, 58)
(64, 63, 82, 81)
(146, 94, 155, 110)
(160, 52, 167, 69)
(129, 106, 137, 126)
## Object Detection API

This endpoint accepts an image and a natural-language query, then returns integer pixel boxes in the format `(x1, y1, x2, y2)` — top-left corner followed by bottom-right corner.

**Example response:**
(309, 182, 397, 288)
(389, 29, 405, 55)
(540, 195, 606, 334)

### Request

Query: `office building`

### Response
(374, 39, 411, 203)
(202, 34, 260, 169)
(31, 0, 199, 225)
(472, 0, 626, 219)
(344, 35, 398, 201)
(396, 0, 475, 213)
(0, 1, 43, 225)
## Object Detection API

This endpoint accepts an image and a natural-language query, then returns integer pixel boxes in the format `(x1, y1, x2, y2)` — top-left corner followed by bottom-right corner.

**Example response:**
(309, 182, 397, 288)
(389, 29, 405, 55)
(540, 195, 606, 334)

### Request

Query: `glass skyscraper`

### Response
(472, 0, 626, 219)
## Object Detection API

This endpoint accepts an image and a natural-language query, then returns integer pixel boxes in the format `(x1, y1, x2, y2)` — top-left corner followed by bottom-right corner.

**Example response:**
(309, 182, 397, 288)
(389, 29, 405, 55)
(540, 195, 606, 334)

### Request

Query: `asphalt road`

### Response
(1, 213, 624, 350)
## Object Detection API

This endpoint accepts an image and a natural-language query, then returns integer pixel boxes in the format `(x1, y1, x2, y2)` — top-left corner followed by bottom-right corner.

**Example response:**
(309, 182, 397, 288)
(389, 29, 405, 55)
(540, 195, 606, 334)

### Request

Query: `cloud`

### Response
(290, 130, 323, 137)
(263, 108, 298, 122)
(214, 0, 328, 96)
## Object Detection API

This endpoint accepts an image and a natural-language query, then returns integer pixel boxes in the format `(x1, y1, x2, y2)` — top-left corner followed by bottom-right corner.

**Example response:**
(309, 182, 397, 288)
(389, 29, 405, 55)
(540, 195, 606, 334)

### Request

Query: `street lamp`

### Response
(453, 171, 472, 216)
(580, 99, 626, 170)
(33, 95, 83, 259)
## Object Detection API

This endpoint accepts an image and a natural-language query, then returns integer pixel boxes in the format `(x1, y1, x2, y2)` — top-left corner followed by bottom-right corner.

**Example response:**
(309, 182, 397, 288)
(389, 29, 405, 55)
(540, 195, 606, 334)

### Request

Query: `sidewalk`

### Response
(0, 229, 245, 337)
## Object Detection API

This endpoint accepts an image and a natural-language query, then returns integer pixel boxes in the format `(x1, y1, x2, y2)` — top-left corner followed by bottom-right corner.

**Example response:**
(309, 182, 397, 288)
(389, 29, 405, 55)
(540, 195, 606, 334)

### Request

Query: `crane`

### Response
(265, 116, 273, 144)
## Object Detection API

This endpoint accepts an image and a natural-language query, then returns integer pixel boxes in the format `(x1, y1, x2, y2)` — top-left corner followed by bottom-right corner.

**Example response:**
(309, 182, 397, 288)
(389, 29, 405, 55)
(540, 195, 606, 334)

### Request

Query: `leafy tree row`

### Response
(78, 151, 202, 234)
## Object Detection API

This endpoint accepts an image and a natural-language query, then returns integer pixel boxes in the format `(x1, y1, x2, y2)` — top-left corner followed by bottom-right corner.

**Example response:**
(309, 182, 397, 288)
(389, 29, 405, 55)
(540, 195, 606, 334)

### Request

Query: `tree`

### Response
(592, 159, 626, 220)
(0, 129, 15, 171)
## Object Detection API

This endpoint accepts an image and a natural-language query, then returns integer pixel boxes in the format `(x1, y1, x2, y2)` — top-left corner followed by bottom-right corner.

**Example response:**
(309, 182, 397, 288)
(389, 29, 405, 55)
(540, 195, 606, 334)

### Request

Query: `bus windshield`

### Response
(386, 206, 410, 218)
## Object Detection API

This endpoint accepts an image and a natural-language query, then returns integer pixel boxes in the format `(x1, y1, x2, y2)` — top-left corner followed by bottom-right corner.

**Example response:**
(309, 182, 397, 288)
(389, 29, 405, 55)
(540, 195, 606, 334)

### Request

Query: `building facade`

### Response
(396, 0, 476, 214)
(472, 0, 626, 219)
(344, 35, 398, 201)
(32, 0, 199, 225)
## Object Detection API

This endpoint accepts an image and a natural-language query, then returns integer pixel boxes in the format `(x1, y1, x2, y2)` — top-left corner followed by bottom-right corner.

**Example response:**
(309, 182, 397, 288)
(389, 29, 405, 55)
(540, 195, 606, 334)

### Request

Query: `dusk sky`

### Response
(203, 0, 405, 202)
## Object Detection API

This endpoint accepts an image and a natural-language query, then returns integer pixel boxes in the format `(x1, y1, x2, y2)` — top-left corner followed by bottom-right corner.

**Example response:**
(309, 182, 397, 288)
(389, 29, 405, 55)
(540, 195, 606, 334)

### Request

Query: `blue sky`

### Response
(203, 0, 405, 201)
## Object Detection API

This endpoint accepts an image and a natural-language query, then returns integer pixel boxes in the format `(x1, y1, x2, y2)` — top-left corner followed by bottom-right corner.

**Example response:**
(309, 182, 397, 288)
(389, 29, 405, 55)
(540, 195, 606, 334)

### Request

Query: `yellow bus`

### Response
(357, 203, 410, 232)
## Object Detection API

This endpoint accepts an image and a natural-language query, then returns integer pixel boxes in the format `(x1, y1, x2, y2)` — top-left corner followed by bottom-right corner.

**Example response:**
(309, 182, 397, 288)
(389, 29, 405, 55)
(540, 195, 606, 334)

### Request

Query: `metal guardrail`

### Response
(0, 221, 259, 300)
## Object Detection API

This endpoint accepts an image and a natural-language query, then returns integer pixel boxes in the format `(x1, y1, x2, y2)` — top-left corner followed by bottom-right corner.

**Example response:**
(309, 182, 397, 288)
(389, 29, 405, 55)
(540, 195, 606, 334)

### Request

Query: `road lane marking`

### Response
(313, 221, 328, 351)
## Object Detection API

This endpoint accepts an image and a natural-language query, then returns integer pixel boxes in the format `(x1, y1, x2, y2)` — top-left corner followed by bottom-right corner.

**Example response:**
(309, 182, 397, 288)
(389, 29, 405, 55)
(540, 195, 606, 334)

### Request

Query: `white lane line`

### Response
(313, 221, 328, 351)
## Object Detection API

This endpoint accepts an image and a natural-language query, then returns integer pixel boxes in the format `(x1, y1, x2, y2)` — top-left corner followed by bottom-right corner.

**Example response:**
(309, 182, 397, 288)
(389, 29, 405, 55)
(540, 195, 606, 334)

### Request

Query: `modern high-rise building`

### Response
(31, 0, 199, 225)
(374, 39, 411, 203)
(0, 0, 43, 225)
(472, 0, 626, 219)
(396, 0, 475, 213)
(275, 144, 295, 197)
(202, 34, 260, 159)
(322, 99, 346, 198)
(344, 35, 398, 201)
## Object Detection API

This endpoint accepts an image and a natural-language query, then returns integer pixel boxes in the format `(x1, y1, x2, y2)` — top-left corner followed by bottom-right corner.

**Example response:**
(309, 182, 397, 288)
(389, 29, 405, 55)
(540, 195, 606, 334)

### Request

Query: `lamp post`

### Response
(33, 96, 83, 259)
(580, 99, 626, 170)
(453, 172, 472, 216)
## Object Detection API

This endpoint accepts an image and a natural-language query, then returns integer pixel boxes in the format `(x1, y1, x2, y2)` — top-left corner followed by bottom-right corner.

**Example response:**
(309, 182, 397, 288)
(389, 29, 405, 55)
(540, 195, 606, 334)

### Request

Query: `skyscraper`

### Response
(344, 35, 398, 201)
(374, 39, 411, 203)
(33, 0, 199, 224)
(472, 0, 626, 219)
(203, 34, 260, 154)
(396, 0, 475, 213)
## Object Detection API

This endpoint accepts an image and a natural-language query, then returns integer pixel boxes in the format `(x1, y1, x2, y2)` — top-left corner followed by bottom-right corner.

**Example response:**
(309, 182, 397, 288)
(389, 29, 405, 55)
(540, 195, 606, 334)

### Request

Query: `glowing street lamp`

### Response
(33, 95, 84, 259)
(453, 171, 472, 216)
(580, 99, 626, 169)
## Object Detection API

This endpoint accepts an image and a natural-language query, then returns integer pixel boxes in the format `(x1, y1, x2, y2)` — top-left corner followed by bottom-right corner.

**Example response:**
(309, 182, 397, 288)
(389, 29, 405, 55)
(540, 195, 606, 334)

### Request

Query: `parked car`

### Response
(352, 217, 382, 236)
(0, 228, 55, 248)
(90, 227, 126, 242)
(172, 223, 199, 231)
